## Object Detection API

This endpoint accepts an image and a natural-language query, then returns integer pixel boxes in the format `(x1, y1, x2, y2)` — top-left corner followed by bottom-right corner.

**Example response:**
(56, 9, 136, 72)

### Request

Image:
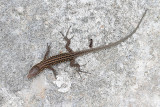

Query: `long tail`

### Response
(74, 10, 147, 57)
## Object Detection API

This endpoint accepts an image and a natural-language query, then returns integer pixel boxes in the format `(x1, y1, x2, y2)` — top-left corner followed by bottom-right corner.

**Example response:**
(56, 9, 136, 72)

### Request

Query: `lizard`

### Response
(27, 10, 147, 79)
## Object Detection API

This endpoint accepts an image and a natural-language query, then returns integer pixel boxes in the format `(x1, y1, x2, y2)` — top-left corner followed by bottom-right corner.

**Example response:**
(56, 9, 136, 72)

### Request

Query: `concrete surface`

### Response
(0, 0, 160, 107)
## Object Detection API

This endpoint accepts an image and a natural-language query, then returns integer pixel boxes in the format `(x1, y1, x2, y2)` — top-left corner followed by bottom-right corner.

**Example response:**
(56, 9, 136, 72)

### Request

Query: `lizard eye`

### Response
(27, 66, 40, 78)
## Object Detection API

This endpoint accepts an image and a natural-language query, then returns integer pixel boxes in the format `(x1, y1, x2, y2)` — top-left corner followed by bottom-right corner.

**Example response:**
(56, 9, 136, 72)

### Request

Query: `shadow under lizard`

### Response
(27, 10, 147, 79)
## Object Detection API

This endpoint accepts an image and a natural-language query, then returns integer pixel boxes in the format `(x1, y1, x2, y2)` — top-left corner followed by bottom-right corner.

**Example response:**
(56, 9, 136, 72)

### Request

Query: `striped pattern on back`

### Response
(37, 53, 74, 70)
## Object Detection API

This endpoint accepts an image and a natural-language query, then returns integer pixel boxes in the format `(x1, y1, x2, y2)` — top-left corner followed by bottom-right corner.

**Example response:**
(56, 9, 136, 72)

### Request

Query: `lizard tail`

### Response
(74, 10, 147, 57)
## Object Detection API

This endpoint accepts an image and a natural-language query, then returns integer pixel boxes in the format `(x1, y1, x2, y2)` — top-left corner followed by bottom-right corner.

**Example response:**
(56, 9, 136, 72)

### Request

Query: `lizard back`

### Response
(37, 53, 75, 70)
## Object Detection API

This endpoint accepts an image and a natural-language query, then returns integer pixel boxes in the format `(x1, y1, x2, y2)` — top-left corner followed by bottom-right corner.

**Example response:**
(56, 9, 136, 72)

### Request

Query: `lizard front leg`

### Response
(43, 43, 51, 60)
(60, 26, 74, 53)
(48, 66, 58, 79)
(43, 44, 58, 79)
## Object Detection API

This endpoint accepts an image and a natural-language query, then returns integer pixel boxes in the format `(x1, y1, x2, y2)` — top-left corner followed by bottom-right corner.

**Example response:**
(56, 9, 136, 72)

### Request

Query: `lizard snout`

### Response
(27, 65, 40, 78)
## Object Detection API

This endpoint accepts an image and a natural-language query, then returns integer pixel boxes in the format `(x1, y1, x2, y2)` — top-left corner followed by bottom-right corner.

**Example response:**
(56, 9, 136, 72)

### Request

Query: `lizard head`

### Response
(27, 65, 40, 78)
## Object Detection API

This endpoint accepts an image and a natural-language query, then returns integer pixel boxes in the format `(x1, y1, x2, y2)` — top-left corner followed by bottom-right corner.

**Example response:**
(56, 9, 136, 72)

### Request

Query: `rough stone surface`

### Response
(0, 0, 160, 107)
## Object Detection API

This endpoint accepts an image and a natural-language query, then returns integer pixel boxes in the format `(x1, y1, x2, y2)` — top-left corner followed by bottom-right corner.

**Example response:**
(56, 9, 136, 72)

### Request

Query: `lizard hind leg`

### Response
(70, 59, 90, 78)
(60, 26, 74, 53)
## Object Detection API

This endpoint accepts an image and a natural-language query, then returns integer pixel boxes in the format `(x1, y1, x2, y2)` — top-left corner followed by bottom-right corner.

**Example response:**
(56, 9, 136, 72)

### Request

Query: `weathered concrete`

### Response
(0, 0, 160, 107)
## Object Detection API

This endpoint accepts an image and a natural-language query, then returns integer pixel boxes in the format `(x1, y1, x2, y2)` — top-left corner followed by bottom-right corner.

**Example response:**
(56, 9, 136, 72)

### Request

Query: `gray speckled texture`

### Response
(0, 0, 160, 107)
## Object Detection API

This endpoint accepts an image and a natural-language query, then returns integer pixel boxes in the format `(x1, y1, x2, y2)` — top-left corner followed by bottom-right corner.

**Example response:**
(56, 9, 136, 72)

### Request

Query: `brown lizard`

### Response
(27, 10, 147, 79)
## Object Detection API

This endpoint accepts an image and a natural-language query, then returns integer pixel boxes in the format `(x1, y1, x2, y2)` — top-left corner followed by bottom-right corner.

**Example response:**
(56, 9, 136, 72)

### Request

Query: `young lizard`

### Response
(27, 10, 147, 79)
